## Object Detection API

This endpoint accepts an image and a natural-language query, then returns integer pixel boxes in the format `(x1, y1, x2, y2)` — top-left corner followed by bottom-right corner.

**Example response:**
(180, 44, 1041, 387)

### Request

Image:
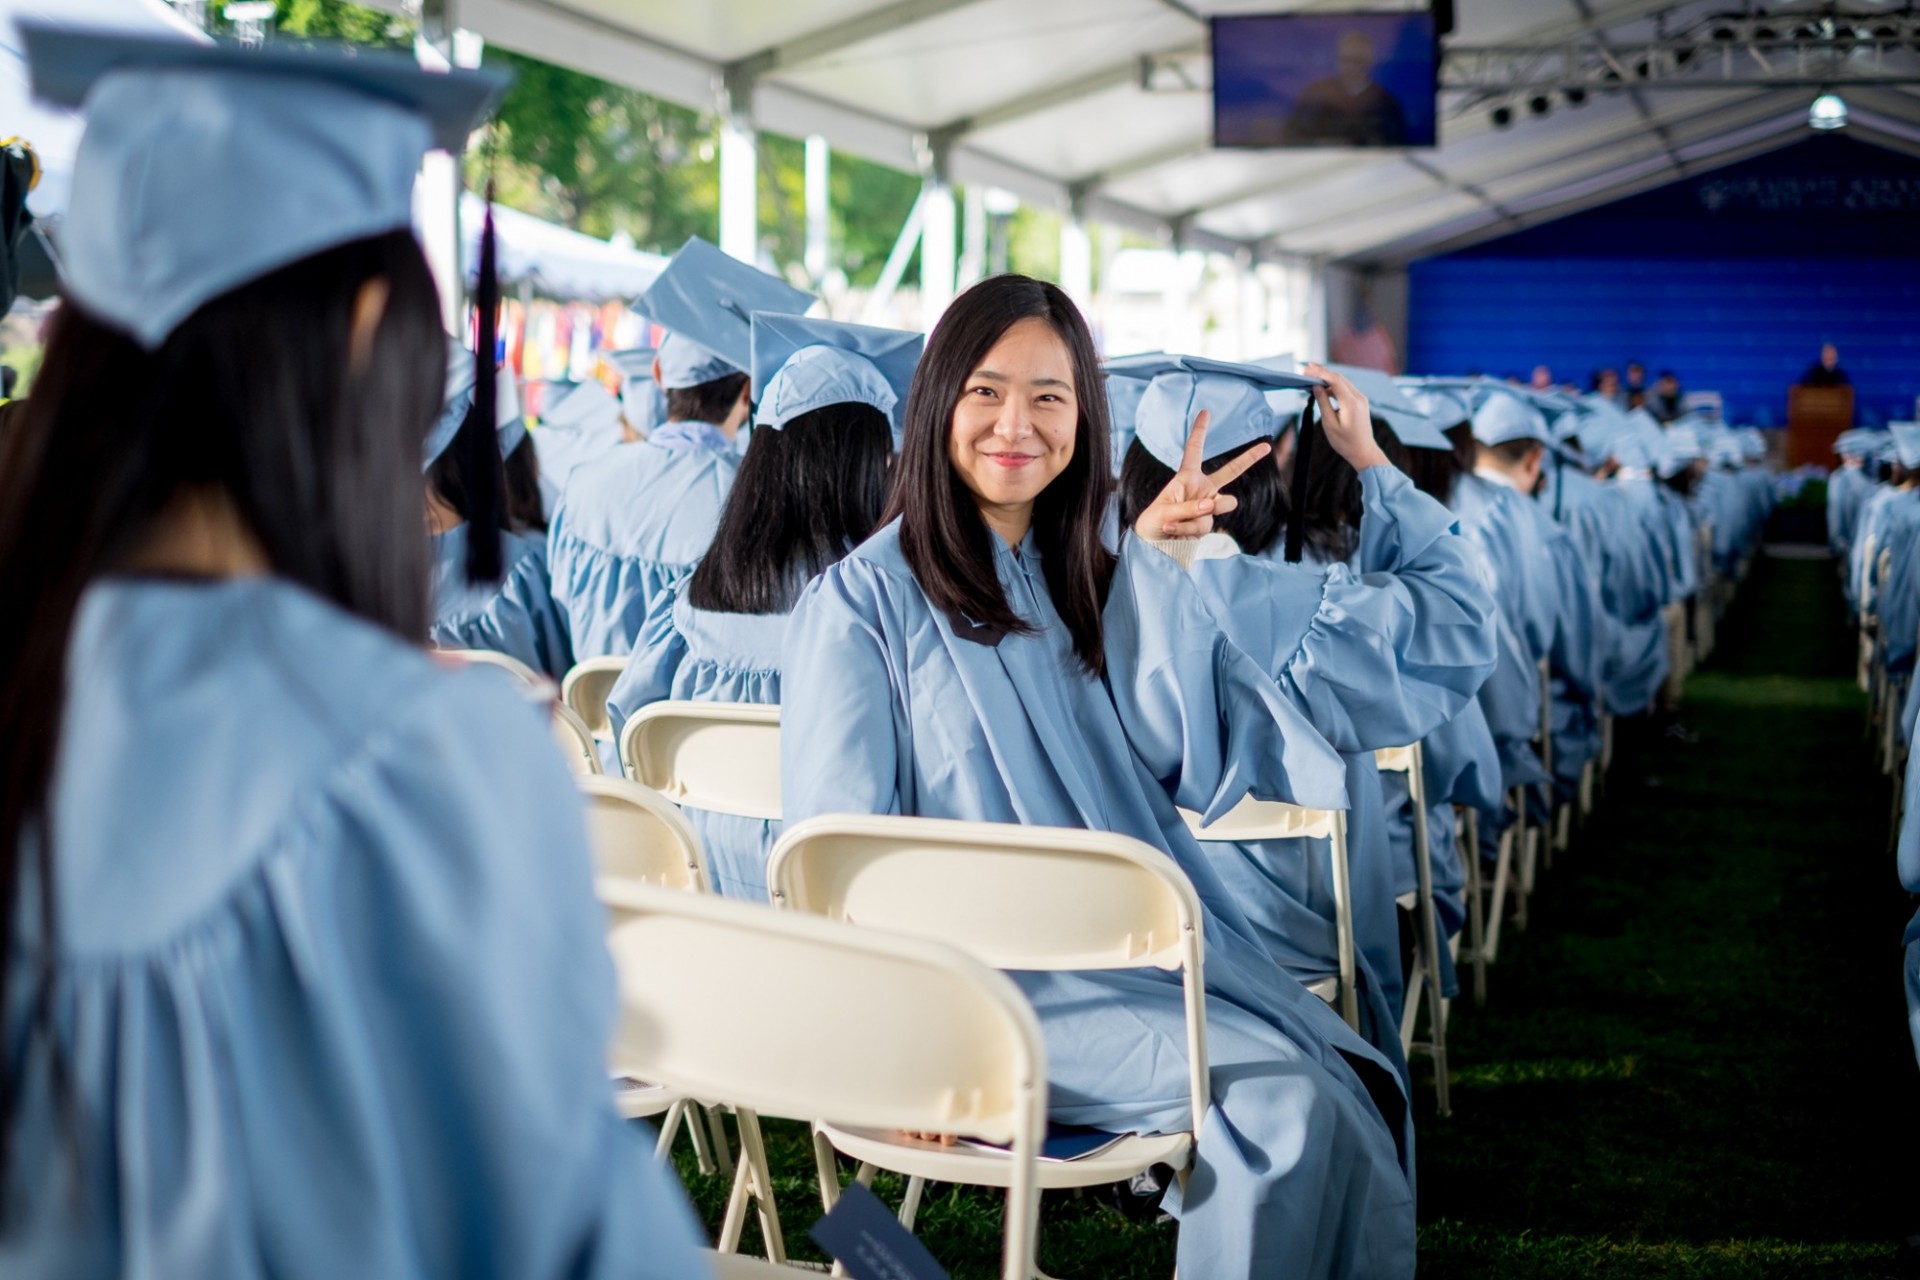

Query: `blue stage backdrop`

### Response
(1408, 136, 1920, 426)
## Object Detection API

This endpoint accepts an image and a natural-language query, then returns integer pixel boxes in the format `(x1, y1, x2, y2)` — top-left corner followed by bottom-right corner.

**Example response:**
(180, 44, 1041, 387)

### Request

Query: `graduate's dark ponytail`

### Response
(887, 275, 1115, 675)
(0, 230, 443, 1191)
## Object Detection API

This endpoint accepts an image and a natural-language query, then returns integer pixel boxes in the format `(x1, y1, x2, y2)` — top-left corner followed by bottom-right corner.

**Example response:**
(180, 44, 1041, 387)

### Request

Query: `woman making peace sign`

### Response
(781, 275, 1415, 1278)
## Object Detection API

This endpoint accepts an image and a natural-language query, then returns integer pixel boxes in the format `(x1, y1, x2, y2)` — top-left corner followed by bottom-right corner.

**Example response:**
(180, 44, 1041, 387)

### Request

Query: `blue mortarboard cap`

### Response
(1469, 387, 1551, 447)
(1891, 423, 1920, 470)
(24, 25, 507, 349)
(1659, 423, 1704, 477)
(636, 236, 814, 377)
(425, 350, 525, 469)
(1319, 361, 1450, 450)
(1404, 383, 1472, 431)
(654, 332, 736, 391)
(1835, 429, 1878, 457)
(606, 345, 667, 431)
(539, 379, 624, 444)
(1107, 354, 1320, 470)
(749, 312, 921, 434)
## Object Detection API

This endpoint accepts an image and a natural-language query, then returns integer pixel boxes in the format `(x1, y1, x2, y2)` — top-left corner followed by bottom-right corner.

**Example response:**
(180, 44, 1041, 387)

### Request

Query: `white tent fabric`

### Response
(365, 0, 1920, 266)
(462, 191, 666, 302)
(1, 0, 205, 219)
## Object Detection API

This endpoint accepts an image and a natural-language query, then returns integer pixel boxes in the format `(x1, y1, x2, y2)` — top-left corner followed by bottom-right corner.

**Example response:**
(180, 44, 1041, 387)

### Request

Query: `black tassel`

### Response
(1554, 449, 1566, 522)
(1284, 397, 1319, 564)
(464, 180, 504, 585)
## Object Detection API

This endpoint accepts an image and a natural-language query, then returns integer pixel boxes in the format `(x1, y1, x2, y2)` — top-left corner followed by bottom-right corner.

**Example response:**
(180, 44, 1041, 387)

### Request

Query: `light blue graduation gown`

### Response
(1871, 496, 1920, 687)
(1449, 476, 1550, 797)
(6, 577, 709, 1279)
(783, 522, 1417, 1278)
(429, 523, 574, 681)
(1541, 465, 1669, 716)
(606, 587, 789, 900)
(547, 421, 739, 658)
(1899, 744, 1920, 1068)
(1828, 463, 1872, 557)
(1181, 467, 1497, 1068)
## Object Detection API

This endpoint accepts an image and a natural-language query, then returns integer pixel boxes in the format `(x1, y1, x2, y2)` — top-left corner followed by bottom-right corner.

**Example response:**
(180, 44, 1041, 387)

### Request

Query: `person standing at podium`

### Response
(1799, 343, 1850, 388)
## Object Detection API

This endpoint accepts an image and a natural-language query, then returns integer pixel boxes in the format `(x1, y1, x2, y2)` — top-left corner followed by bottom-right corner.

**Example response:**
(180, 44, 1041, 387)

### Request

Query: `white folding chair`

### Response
(1515, 658, 1550, 926)
(437, 646, 549, 693)
(561, 655, 629, 767)
(1177, 795, 1358, 1029)
(1857, 531, 1881, 693)
(1457, 805, 1489, 1006)
(602, 883, 1046, 1280)
(551, 703, 601, 776)
(767, 814, 1206, 1266)
(620, 700, 781, 821)
(1376, 745, 1450, 1116)
(579, 776, 729, 1177)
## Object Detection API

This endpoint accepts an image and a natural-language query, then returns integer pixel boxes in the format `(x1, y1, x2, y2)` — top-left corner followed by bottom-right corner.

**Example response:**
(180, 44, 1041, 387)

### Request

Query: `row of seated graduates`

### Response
(1833, 424, 1920, 1072)
(425, 236, 1774, 1277)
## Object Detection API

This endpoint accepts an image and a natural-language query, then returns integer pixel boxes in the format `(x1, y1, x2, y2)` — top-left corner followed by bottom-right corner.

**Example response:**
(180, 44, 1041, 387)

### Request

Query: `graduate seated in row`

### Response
(0, 28, 708, 1277)
(606, 313, 918, 898)
(783, 275, 1419, 1278)
(1108, 355, 1496, 1071)
(548, 239, 813, 658)
(425, 350, 573, 680)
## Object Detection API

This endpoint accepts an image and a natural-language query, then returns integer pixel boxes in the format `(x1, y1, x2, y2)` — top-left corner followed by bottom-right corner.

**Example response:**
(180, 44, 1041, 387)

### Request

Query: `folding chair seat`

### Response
(578, 776, 730, 1175)
(1375, 744, 1449, 1115)
(437, 646, 548, 692)
(1175, 795, 1357, 1028)
(620, 700, 782, 821)
(560, 655, 629, 769)
(438, 648, 597, 775)
(603, 882, 1046, 1279)
(766, 814, 1206, 1263)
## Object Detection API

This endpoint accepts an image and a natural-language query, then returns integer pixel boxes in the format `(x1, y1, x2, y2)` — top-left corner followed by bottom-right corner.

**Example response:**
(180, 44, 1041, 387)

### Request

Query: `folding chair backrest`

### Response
(620, 700, 781, 820)
(579, 775, 710, 892)
(769, 813, 1209, 1120)
(561, 656, 629, 740)
(602, 883, 1045, 1280)
(551, 703, 601, 776)
(439, 647, 549, 693)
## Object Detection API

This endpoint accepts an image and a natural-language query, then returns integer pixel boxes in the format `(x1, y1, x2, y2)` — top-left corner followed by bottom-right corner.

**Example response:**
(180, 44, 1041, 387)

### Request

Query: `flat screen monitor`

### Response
(1213, 10, 1438, 149)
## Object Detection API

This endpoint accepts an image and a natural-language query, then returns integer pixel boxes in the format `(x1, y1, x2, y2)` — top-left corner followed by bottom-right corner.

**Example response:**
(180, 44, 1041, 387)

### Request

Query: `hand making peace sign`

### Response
(1131, 408, 1274, 541)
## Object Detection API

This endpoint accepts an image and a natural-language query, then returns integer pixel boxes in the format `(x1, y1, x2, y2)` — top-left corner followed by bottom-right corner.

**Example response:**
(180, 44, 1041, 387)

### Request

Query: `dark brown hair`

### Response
(666, 372, 748, 426)
(0, 230, 444, 1179)
(884, 275, 1115, 673)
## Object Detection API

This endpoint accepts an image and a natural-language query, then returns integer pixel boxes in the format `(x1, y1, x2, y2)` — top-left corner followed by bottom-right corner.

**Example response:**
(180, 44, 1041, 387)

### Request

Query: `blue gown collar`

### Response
(648, 419, 732, 453)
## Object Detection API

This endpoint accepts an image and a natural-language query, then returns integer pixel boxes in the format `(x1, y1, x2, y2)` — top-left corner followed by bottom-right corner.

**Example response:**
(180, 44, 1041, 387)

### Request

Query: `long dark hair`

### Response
(1117, 436, 1288, 555)
(427, 401, 509, 531)
(885, 275, 1114, 673)
(686, 401, 893, 614)
(503, 435, 546, 533)
(0, 230, 444, 1176)
(1280, 415, 1409, 565)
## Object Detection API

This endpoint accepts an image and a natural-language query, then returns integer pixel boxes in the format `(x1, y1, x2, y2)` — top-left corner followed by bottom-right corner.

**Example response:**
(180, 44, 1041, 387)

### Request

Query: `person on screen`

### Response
(1283, 31, 1409, 147)
(1799, 342, 1850, 388)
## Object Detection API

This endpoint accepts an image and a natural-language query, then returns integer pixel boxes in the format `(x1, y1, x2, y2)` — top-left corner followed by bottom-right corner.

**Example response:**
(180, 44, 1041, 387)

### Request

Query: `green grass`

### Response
(672, 553, 1920, 1278)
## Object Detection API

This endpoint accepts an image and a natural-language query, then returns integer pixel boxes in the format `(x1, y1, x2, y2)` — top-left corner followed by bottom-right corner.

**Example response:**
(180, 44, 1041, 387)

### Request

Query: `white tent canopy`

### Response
(464, 192, 666, 302)
(378, 0, 1920, 267)
(2, 0, 205, 220)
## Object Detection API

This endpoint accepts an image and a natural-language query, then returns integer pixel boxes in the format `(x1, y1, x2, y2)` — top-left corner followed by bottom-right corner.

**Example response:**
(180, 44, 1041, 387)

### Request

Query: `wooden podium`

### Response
(1786, 385, 1853, 469)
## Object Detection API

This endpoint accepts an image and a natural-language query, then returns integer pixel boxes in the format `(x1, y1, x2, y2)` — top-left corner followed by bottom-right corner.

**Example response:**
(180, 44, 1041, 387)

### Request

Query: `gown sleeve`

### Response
(780, 560, 909, 822)
(606, 589, 691, 744)
(325, 672, 712, 1278)
(1103, 535, 1349, 822)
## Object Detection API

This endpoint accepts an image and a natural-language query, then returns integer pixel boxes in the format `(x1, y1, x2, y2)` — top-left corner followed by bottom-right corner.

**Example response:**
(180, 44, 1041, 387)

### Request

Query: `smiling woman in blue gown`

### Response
(1109, 359, 1496, 1071)
(605, 314, 915, 899)
(424, 356, 574, 680)
(782, 275, 1417, 1277)
(0, 30, 706, 1278)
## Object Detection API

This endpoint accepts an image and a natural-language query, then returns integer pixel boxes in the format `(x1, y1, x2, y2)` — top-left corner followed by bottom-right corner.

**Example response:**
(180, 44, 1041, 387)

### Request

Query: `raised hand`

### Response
(1132, 408, 1273, 540)
(1302, 363, 1390, 472)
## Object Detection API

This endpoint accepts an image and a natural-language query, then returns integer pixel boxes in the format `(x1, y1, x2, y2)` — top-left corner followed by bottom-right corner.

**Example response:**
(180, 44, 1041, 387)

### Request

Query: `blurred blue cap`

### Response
(636, 236, 814, 379)
(1835, 428, 1880, 457)
(1469, 386, 1551, 448)
(1106, 354, 1320, 469)
(749, 312, 921, 434)
(539, 379, 624, 448)
(1318, 360, 1450, 450)
(425, 350, 525, 469)
(606, 345, 666, 431)
(1891, 423, 1920, 470)
(25, 24, 507, 349)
